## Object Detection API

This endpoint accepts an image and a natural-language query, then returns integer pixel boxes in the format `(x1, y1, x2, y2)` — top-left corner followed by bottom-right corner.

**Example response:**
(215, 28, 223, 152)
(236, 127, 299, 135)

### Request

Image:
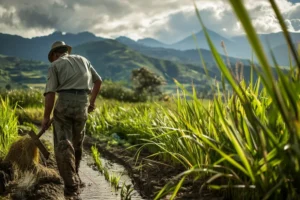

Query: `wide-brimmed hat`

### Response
(48, 41, 72, 62)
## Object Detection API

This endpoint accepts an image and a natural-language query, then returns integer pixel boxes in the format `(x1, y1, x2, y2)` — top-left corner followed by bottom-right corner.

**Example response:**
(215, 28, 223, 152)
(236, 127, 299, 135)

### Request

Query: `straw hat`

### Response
(48, 41, 72, 62)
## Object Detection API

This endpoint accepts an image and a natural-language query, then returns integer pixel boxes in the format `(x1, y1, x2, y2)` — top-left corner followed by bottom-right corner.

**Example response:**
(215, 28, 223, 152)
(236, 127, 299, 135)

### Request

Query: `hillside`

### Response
(0, 40, 220, 92)
(0, 54, 48, 89)
(136, 30, 300, 65)
(0, 38, 288, 94)
(117, 37, 250, 66)
(0, 31, 103, 62)
(72, 40, 219, 85)
(137, 38, 168, 48)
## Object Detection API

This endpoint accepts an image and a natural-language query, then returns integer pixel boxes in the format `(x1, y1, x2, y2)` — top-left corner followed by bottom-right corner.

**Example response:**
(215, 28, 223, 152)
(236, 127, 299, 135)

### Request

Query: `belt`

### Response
(57, 89, 89, 95)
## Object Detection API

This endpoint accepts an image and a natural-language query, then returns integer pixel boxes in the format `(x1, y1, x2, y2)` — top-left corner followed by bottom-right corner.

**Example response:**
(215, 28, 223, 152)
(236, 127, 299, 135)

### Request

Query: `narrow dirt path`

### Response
(41, 130, 144, 200)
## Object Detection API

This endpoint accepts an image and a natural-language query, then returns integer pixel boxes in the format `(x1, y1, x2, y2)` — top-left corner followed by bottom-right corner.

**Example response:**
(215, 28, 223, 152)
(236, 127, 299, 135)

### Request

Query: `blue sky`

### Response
(0, 0, 299, 43)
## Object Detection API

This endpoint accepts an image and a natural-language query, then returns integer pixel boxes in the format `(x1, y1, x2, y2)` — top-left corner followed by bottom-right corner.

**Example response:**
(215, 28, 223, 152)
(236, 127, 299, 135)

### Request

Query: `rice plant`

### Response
(91, 145, 104, 173)
(120, 183, 134, 200)
(0, 98, 18, 158)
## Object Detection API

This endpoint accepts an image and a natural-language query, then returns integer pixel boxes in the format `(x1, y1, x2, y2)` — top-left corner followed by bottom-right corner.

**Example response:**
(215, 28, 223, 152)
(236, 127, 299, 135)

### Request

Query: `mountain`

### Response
(135, 30, 245, 60)
(0, 31, 104, 62)
(231, 31, 300, 61)
(116, 36, 137, 47)
(0, 38, 286, 94)
(135, 30, 300, 65)
(72, 39, 219, 85)
(270, 43, 299, 66)
(117, 36, 250, 67)
(137, 38, 168, 48)
(135, 30, 236, 55)
(170, 29, 234, 51)
(0, 40, 221, 92)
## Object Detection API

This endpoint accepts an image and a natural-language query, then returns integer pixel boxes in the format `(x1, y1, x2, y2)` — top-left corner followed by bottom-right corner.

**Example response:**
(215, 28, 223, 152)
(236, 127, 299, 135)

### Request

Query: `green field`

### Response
(1, 1, 300, 199)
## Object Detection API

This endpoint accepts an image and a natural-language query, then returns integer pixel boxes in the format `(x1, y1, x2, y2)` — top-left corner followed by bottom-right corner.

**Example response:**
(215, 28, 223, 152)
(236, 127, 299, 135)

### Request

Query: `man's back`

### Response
(45, 54, 100, 94)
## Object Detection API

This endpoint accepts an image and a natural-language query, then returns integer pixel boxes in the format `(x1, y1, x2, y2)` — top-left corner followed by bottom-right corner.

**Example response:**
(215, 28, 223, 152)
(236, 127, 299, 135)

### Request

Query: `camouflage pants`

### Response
(53, 93, 89, 193)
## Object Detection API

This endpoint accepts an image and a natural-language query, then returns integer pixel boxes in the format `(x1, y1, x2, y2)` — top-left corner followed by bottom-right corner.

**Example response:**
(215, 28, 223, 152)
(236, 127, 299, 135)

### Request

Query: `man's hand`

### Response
(88, 104, 95, 113)
(41, 117, 51, 131)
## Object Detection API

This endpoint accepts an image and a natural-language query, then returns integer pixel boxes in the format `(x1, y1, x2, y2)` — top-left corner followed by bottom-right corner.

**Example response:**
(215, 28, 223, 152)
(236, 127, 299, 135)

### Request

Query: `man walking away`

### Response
(42, 41, 102, 199)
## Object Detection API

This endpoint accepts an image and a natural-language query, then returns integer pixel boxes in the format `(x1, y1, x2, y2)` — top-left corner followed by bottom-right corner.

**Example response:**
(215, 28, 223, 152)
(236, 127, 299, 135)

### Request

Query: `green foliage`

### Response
(131, 67, 165, 100)
(16, 107, 44, 124)
(0, 54, 48, 89)
(121, 183, 134, 200)
(87, 4, 300, 197)
(73, 40, 218, 93)
(86, 101, 164, 147)
(0, 98, 18, 158)
(99, 80, 147, 102)
(0, 89, 44, 108)
(91, 145, 123, 193)
(91, 145, 104, 173)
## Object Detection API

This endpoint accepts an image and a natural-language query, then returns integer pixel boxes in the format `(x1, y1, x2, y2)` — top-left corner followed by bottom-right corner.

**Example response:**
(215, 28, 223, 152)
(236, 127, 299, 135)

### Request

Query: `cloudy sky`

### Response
(0, 0, 299, 44)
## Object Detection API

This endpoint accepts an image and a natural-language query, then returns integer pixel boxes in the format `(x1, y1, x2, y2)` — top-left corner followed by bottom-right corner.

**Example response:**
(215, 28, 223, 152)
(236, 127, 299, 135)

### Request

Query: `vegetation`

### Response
(91, 146, 133, 199)
(86, 1, 300, 200)
(0, 89, 44, 108)
(1, 0, 300, 199)
(132, 67, 165, 100)
(99, 80, 147, 102)
(0, 54, 48, 89)
(0, 98, 18, 158)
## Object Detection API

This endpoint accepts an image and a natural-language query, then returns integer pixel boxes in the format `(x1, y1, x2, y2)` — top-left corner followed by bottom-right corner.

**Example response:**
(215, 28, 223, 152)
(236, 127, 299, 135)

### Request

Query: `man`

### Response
(42, 41, 102, 199)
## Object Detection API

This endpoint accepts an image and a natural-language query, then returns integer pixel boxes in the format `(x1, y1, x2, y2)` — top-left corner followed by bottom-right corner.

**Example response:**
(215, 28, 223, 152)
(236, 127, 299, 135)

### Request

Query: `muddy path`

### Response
(41, 130, 144, 200)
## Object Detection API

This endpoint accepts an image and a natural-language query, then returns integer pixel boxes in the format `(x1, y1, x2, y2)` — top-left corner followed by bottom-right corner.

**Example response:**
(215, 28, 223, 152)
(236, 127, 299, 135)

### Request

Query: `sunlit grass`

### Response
(0, 98, 19, 158)
(86, 1, 300, 199)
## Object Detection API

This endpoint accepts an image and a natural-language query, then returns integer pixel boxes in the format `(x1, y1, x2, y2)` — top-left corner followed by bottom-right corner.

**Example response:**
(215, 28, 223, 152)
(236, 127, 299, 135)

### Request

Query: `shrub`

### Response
(100, 81, 147, 102)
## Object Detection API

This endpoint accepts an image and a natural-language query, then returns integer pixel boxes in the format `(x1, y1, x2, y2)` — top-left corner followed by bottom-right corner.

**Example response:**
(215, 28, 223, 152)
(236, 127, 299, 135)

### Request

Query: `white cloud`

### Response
(0, 0, 299, 42)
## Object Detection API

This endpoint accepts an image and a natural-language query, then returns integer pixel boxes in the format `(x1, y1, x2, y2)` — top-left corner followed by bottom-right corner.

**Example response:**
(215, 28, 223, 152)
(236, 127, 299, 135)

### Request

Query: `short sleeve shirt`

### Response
(44, 54, 101, 95)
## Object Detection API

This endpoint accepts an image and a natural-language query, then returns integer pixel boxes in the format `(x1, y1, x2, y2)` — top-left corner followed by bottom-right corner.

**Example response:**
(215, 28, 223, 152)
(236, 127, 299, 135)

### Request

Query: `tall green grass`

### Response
(0, 98, 18, 158)
(87, 1, 300, 199)
(0, 89, 44, 108)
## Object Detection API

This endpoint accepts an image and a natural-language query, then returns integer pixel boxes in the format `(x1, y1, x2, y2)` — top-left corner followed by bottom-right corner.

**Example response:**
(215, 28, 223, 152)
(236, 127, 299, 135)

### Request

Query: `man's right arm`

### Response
(88, 79, 102, 113)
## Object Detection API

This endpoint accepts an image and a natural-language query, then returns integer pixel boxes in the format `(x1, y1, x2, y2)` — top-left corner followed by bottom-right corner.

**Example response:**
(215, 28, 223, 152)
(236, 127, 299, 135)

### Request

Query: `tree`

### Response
(131, 67, 165, 100)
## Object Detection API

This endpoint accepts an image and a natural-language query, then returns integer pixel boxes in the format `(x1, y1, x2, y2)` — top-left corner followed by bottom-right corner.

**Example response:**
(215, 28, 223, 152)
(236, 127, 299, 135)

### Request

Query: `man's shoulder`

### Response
(69, 54, 88, 61)
(53, 54, 88, 65)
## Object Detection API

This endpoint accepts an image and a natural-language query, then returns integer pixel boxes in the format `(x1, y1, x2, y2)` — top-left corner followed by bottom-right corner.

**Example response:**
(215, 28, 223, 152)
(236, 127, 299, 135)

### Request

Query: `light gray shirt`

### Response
(44, 54, 101, 95)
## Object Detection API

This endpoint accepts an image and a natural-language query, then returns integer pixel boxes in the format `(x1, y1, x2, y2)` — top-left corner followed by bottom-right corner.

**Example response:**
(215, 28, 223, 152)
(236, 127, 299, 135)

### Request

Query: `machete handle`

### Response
(37, 118, 54, 138)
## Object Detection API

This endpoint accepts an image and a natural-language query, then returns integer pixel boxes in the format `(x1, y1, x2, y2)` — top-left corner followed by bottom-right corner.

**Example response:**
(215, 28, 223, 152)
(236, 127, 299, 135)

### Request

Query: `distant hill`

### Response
(72, 39, 219, 85)
(137, 38, 168, 48)
(0, 41, 220, 93)
(136, 30, 300, 65)
(270, 43, 299, 66)
(117, 36, 250, 67)
(134, 30, 235, 56)
(0, 31, 103, 62)
(231, 31, 300, 61)
(0, 54, 48, 89)
(0, 39, 287, 94)
(170, 29, 234, 51)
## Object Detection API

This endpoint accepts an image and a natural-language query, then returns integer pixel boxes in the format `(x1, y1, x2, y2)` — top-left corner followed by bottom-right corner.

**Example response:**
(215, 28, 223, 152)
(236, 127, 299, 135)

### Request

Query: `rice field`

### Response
(1, 0, 300, 199)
